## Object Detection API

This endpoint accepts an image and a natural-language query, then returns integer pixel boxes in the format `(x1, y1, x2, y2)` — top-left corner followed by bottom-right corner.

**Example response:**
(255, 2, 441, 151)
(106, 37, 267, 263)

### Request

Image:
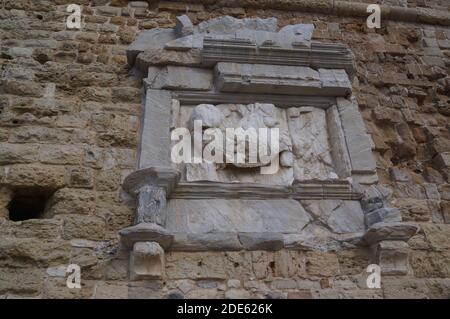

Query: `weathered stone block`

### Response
(3, 80, 44, 97)
(0, 268, 44, 295)
(0, 143, 39, 164)
(337, 249, 370, 275)
(166, 252, 227, 280)
(225, 288, 251, 299)
(363, 222, 419, 245)
(336, 98, 377, 175)
(434, 152, 450, 169)
(361, 196, 384, 213)
(326, 105, 351, 178)
(42, 277, 95, 299)
(0, 187, 12, 219)
(409, 250, 450, 278)
(305, 251, 340, 277)
(215, 63, 350, 96)
(111, 87, 141, 103)
(96, 5, 121, 16)
(302, 200, 365, 234)
(0, 237, 70, 267)
(287, 290, 313, 299)
(423, 183, 440, 200)
(126, 28, 176, 66)
(94, 282, 129, 299)
(0, 219, 63, 239)
(395, 198, 432, 222)
(238, 233, 284, 251)
(44, 188, 96, 217)
(274, 250, 306, 278)
(9, 126, 92, 144)
(146, 66, 213, 91)
(136, 49, 202, 69)
(421, 224, 450, 250)
(318, 68, 352, 96)
(197, 16, 278, 34)
(130, 241, 165, 280)
(38, 144, 83, 165)
(283, 224, 340, 252)
(439, 184, 450, 201)
(138, 89, 172, 169)
(441, 201, 450, 224)
(371, 240, 410, 275)
(175, 14, 193, 37)
(227, 279, 241, 289)
(171, 233, 242, 251)
(68, 166, 94, 188)
(364, 207, 402, 227)
(120, 222, 174, 250)
(166, 199, 311, 235)
(59, 215, 106, 240)
(96, 169, 121, 191)
(389, 167, 411, 182)
(3, 164, 67, 190)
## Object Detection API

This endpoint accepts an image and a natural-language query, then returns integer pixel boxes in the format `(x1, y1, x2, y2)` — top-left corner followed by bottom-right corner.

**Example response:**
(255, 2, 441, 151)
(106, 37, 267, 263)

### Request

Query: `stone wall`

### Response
(0, 0, 449, 298)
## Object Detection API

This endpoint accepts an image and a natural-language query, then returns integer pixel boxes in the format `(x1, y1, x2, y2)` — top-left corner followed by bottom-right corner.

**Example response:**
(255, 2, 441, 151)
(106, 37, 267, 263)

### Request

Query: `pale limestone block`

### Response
(130, 241, 165, 280)
(371, 240, 410, 275)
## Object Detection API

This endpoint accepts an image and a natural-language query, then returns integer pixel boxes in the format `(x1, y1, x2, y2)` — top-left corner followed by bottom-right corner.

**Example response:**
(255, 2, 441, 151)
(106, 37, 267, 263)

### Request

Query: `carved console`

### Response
(120, 15, 418, 280)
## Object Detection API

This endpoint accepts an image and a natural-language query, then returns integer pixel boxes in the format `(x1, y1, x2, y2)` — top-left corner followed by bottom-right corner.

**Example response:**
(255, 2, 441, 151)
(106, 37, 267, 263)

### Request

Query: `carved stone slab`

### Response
(215, 62, 351, 96)
(120, 14, 381, 255)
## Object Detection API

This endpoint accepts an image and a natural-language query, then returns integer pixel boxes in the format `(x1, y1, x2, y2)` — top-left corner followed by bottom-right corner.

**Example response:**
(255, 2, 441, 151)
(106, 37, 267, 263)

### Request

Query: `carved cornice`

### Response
(122, 167, 181, 195)
(173, 91, 336, 108)
(203, 39, 356, 76)
(170, 180, 362, 200)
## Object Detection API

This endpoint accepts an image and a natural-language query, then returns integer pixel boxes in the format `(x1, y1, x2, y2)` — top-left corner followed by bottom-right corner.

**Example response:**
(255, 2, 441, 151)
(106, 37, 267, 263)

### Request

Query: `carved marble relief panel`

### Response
(172, 102, 339, 185)
(119, 15, 417, 279)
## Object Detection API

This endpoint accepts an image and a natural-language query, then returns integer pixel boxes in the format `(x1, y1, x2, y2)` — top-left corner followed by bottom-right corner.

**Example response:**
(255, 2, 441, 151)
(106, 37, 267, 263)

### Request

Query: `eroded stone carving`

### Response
(215, 62, 351, 96)
(361, 189, 418, 276)
(176, 103, 293, 185)
(288, 107, 337, 181)
(130, 241, 165, 280)
(130, 15, 355, 76)
(135, 185, 167, 225)
(370, 240, 410, 275)
(173, 102, 341, 184)
(122, 14, 380, 257)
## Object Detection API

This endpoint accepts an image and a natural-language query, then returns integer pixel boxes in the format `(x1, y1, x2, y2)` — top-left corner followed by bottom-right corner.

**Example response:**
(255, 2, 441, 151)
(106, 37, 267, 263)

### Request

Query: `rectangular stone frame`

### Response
(137, 88, 378, 191)
(120, 14, 418, 280)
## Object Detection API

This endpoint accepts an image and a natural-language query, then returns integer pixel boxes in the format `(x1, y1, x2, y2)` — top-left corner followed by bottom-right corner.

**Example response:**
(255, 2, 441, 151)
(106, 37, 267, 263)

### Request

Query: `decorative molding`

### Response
(123, 167, 181, 195)
(120, 223, 174, 250)
(215, 62, 352, 97)
(138, 89, 173, 169)
(203, 38, 356, 76)
(173, 91, 336, 108)
(170, 180, 362, 200)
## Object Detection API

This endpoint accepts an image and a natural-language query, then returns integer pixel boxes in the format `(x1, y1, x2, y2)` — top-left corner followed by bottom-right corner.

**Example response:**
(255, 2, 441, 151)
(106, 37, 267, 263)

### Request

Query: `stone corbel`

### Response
(369, 240, 410, 276)
(361, 194, 419, 275)
(129, 241, 166, 281)
(119, 167, 180, 280)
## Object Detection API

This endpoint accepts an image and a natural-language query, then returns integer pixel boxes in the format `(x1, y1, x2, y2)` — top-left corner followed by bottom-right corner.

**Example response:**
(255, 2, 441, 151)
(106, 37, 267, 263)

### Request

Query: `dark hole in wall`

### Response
(35, 53, 50, 65)
(8, 190, 52, 221)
